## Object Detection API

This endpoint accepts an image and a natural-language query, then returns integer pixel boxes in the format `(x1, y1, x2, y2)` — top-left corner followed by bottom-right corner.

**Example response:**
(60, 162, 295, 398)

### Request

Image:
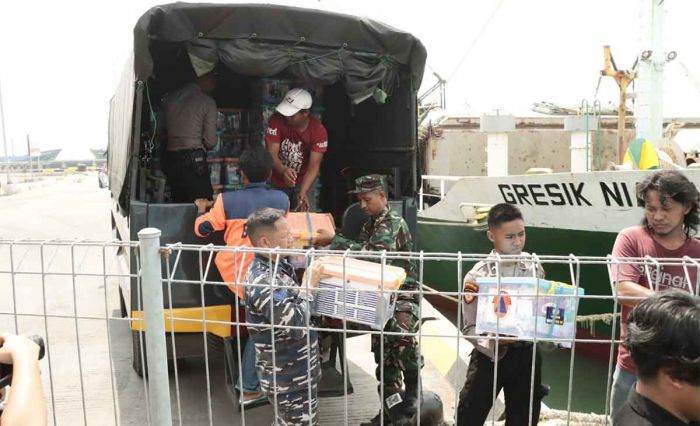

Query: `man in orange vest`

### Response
(194, 147, 288, 404)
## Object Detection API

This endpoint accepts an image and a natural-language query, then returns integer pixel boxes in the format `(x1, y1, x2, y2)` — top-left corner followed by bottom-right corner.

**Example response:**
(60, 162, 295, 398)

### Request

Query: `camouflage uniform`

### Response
(330, 175, 424, 410)
(244, 254, 321, 426)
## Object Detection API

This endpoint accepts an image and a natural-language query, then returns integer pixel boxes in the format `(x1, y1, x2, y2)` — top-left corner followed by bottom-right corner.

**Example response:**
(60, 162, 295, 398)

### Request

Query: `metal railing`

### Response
(418, 175, 465, 211)
(1, 232, 698, 425)
(0, 237, 136, 425)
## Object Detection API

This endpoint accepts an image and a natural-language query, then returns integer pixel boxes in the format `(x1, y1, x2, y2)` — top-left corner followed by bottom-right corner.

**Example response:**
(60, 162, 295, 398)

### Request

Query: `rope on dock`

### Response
(576, 312, 621, 336)
(420, 283, 461, 303)
(538, 409, 609, 425)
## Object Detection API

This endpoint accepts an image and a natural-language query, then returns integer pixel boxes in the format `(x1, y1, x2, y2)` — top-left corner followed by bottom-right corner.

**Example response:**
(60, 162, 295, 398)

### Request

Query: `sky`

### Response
(1, 0, 700, 156)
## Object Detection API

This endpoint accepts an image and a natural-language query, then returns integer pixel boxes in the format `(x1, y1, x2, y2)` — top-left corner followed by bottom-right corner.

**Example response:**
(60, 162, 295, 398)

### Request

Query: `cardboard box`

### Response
(475, 277, 584, 348)
(286, 212, 335, 248)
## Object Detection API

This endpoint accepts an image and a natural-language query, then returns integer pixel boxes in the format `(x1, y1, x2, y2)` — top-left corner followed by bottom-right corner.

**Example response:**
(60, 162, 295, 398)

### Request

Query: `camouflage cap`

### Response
(349, 174, 387, 194)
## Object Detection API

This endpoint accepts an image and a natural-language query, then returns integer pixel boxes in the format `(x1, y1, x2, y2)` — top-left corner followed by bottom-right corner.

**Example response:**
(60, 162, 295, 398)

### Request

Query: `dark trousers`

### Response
(457, 345, 543, 426)
(162, 149, 213, 203)
(279, 186, 299, 211)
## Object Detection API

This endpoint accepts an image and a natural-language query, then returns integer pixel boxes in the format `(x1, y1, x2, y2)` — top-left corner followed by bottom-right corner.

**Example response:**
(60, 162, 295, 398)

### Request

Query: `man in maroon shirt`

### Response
(609, 170, 700, 418)
(265, 88, 328, 211)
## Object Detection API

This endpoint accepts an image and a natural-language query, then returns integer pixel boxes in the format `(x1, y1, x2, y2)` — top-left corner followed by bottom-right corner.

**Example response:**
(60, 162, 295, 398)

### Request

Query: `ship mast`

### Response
(635, 0, 669, 146)
(600, 46, 636, 162)
(601, 0, 673, 163)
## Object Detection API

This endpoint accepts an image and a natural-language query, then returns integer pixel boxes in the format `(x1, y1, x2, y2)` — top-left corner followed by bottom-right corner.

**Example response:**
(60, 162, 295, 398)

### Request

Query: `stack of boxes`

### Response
(143, 77, 327, 202)
(143, 113, 171, 204)
(248, 78, 292, 148)
(208, 109, 249, 196)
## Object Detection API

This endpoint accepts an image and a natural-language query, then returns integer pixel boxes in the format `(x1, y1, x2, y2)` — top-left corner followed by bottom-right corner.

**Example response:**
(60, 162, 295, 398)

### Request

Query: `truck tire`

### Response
(132, 330, 147, 377)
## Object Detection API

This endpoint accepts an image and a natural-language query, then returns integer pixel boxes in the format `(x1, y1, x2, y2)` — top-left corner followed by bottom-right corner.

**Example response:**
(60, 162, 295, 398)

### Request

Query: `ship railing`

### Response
(2, 233, 699, 425)
(418, 174, 466, 211)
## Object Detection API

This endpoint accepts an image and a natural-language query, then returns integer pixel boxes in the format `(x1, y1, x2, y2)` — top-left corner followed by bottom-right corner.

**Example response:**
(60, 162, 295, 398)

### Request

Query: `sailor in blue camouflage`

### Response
(244, 208, 321, 426)
(327, 175, 424, 423)
(245, 254, 321, 425)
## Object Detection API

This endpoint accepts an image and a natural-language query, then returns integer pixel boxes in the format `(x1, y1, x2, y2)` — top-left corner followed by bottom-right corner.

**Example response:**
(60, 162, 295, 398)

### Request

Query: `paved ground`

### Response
(0, 177, 468, 425)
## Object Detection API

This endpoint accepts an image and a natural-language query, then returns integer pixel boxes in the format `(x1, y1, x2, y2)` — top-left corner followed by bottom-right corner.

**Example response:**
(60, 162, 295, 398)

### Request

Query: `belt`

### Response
(166, 147, 204, 153)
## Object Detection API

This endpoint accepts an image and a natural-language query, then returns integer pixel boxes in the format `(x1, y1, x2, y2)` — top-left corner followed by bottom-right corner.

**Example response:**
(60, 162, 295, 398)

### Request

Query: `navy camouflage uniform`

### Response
(330, 175, 424, 408)
(244, 254, 321, 426)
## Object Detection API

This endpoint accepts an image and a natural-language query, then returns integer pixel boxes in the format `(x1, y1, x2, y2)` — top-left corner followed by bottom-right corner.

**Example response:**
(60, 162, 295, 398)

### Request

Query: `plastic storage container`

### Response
(474, 276, 584, 348)
(309, 256, 407, 330)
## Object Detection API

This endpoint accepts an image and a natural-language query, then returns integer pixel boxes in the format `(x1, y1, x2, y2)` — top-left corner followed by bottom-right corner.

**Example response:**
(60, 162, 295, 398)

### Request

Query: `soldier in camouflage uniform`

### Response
(244, 208, 321, 426)
(317, 175, 424, 425)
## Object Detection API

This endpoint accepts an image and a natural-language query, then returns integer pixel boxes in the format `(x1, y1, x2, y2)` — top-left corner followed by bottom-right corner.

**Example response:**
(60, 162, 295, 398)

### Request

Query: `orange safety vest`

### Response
(194, 199, 254, 299)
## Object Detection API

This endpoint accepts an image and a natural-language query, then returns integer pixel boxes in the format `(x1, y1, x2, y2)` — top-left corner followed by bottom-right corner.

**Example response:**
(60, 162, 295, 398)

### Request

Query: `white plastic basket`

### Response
(313, 277, 398, 330)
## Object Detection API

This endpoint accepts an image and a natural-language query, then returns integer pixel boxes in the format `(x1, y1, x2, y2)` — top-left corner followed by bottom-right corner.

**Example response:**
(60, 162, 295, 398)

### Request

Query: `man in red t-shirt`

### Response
(609, 170, 700, 418)
(265, 88, 328, 211)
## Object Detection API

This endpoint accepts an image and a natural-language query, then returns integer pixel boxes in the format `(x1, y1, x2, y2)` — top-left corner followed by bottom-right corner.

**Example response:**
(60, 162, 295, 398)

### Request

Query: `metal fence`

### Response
(1, 230, 698, 425)
(0, 237, 136, 425)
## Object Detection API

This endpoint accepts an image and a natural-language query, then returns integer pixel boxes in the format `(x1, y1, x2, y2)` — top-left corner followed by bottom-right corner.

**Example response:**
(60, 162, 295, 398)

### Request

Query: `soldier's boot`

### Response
(360, 411, 390, 426)
(402, 373, 421, 418)
(360, 387, 410, 426)
(378, 374, 422, 425)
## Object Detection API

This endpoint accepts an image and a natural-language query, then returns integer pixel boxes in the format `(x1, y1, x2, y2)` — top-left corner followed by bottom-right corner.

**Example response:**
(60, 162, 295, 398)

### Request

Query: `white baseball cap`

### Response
(276, 88, 313, 117)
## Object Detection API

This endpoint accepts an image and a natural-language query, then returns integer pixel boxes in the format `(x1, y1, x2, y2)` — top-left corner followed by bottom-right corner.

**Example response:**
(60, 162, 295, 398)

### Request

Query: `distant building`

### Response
(0, 149, 61, 163)
(0, 147, 105, 170)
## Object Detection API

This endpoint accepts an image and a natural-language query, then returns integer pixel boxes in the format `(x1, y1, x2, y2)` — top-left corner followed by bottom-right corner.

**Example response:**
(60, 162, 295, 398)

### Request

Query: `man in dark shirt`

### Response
(614, 289, 700, 426)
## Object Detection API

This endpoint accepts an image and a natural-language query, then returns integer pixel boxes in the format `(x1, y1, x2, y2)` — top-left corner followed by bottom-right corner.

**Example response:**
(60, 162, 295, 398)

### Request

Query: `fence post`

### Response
(138, 227, 173, 426)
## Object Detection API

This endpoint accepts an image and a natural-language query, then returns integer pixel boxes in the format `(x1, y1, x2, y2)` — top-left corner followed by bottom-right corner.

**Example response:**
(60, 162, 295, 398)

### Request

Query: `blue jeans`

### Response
(610, 365, 637, 419)
(240, 338, 259, 392)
